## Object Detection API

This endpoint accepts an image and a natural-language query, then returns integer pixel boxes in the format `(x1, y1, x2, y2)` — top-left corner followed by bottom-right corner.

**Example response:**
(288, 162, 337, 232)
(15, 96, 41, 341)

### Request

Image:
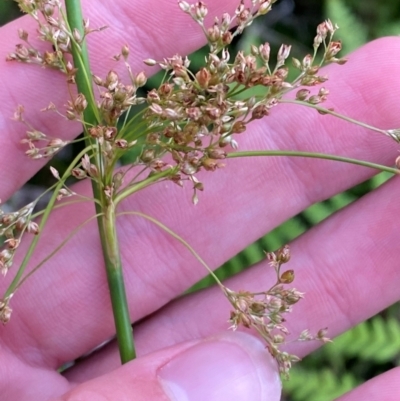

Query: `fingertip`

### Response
(158, 332, 281, 401)
(58, 332, 281, 401)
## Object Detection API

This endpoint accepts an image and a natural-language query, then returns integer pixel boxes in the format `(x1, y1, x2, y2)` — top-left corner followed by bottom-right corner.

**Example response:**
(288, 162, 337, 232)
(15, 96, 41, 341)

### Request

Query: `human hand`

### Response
(1, 1, 400, 400)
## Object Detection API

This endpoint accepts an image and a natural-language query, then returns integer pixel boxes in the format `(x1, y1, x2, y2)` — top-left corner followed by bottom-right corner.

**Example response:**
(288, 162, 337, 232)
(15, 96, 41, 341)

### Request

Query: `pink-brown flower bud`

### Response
(277, 44, 291, 64)
(73, 94, 87, 113)
(196, 68, 211, 88)
(72, 28, 82, 43)
(121, 44, 129, 59)
(232, 121, 247, 133)
(207, 24, 220, 42)
(135, 71, 147, 87)
(18, 29, 28, 41)
(27, 221, 39, 235)
(143, 58, 157, 66)
(221, 31, 232, 45)
(280, 270, 295, 284)
(252, 105, 269, 119)
(178, 0, 190, 12)
(72, 168, 87, 179)
(259, 43, 270, 62)
(115, 139, 128, 149)
(327, 41, 342, 58)
(259, 0, 272, 15)
(295, 89, 310, 101)
(105, 70, 119, 91)
(202, 158, 220, 171)
(194, 1, 208, 20)
(208, 148, 226, 159)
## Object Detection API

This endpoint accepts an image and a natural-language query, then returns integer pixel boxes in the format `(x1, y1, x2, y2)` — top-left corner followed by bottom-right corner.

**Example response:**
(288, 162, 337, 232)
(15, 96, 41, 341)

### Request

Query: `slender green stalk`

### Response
(15, 213, 102, 290)
(114, 168, 177, 206)
(65, 0, 135, 363)
(117, 211, 223, 287)
(280, 98, 399, 142)
(4, 146, 93, 298)
(227, 150, 400, 175)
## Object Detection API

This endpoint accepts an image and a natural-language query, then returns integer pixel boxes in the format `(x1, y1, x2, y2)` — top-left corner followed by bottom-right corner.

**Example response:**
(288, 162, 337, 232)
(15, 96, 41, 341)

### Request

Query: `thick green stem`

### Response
(100, 205, 136, 362)
(65, 0, 135, 363)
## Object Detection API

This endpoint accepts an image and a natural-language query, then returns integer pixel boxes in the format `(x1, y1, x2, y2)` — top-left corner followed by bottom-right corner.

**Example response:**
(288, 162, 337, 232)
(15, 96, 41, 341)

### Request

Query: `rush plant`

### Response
(1, 0, 399, 382)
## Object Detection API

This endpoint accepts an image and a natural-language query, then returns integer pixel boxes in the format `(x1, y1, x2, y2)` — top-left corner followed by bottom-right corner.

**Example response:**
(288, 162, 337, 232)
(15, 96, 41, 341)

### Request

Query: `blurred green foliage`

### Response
(0, 0, 21, 26)
(2, 1, 399, 400)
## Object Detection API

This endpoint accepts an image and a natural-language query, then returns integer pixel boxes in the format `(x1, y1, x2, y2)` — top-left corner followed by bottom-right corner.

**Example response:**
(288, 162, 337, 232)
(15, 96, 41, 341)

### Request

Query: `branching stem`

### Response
(65, 0, 135, 363)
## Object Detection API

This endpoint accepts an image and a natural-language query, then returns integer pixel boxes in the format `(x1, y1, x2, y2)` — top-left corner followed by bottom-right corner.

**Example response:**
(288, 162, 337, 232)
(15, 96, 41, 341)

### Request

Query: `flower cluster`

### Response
(124, 1, 345, 202)
(8, 0, 347, 207)
(13, 105, 70, 159)
(0, 200, 38, 279)
(7, 0, 71, 68)
(3, 0, 348, 326)
(223, 245, 330, 378)
(7, 0, 105, 74)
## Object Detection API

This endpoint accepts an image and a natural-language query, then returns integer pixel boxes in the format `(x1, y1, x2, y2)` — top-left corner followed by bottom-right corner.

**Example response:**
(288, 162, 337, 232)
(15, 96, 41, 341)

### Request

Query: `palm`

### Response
(1, 1, 400, 400)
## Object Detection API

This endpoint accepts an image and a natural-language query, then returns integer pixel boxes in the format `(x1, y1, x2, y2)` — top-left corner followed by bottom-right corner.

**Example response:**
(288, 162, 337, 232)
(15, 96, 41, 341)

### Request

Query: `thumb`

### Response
(56, 332, 282, 401)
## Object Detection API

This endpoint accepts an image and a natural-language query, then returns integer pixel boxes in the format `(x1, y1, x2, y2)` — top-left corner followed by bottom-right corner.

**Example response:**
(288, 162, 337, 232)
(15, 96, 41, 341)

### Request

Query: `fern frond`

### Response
(283, 367, 359, 401)
(324, 0, 368, 54)
(324, 315, 400, 363)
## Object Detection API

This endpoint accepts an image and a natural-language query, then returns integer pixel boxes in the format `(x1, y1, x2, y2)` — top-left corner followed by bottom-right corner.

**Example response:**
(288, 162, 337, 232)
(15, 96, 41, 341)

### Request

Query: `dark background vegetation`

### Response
(1, 1, 399, 400)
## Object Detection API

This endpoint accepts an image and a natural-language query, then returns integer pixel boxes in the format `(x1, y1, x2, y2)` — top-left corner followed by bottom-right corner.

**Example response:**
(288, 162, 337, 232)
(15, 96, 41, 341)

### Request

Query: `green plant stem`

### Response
(114, 168, 176, 206)
(227, 150, 400, 175)
(15, 213, 102, 290)
(101, 205, 136, 362)
(280, 98, 399, 141)
(65, 0, 135, 363)
(117, 211, 223, 287)
(4, 146, 93, 298)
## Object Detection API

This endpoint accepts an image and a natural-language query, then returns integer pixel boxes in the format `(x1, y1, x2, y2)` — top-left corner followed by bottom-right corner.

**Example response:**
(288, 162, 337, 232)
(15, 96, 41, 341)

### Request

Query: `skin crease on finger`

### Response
(1, 1, 400, 400)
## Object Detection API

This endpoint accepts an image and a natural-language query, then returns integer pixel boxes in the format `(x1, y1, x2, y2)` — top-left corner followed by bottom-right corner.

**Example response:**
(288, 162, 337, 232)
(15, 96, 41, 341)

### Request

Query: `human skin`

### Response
(1, 1, 400, 400)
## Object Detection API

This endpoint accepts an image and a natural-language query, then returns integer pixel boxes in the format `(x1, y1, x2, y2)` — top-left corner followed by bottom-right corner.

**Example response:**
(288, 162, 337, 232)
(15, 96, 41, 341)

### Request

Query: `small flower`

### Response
(0, 298, 12, 324)
(296, 89, 310, 101)
(193, 1, 208, 21)
(26, 221, 39, 235)
(280, 270, 294, 284)
(259, 43, 270, 62)
(178, 0, 190, 13)
(326, 40, 342, 59)
(196, 67, 211, 88)
(143, 58, 157, 66)
(135, 71, 147, 87)
(277, 44, 291, 65)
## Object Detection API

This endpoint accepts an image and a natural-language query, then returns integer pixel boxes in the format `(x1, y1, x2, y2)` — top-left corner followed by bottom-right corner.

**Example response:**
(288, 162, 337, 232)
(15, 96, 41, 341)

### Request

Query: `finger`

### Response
(0, 345, 70, 401)
(0, 0, 239, 200)
(57, 332, 281, 401)
(336, 368, 400, 401)
(136, 174, 400, 357)
(64, 173, 400, 381)
(2, 37, 400, 368)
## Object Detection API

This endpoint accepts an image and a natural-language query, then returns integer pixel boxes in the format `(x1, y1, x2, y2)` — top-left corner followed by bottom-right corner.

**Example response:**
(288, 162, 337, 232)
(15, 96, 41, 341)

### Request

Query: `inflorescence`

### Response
(1, 0, 363, 375)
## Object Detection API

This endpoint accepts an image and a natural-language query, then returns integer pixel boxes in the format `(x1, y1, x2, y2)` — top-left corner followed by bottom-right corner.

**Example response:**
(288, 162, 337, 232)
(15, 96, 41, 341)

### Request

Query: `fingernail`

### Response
(158, 332, 281, 401)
